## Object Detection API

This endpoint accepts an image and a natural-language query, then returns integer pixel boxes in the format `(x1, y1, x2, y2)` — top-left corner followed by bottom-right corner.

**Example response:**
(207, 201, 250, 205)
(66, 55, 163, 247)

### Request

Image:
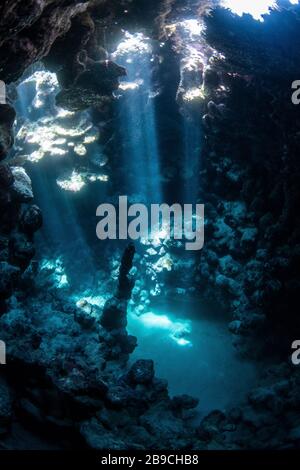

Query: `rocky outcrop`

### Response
(0, 0, 90, 84)
(188, 3, 300, 357)
(100, 244, 137, 361)
(44, 9, 126, 111)
(10, 166, 33, 202)
(0, 160, 42, 305)
(54, 59, 126, 111)
(196, 364, 300, 449)
(0, 248, 200, 450)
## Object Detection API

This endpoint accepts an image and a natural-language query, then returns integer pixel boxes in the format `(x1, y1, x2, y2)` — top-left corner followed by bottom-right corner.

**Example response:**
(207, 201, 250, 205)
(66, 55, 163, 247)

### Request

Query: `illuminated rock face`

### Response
(14, 69, 109, 191)
(11, 167, 34, 202)
(221, 0, 276, 21)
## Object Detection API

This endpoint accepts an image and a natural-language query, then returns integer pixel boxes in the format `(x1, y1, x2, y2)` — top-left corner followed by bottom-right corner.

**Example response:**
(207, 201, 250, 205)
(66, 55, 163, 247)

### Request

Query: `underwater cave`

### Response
(0, 0, 300, 460)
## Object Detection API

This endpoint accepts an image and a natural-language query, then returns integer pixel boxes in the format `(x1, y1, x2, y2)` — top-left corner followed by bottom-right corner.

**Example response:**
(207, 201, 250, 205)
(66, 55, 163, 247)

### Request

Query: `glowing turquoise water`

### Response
(128, 300, 259, 416)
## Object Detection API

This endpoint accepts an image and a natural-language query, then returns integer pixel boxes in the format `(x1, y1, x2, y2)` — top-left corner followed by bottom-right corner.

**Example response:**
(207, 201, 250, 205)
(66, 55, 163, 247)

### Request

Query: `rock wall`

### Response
(0, 246, 201, 450)
(0, 104, 42, 307)
(198, 5, 300, 357)
(0, 0, 128, 307)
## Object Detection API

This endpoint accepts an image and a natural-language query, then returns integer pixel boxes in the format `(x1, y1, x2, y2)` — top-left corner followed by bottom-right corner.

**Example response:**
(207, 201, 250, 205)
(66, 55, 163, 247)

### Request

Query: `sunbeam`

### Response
(113, 32, 162, 202)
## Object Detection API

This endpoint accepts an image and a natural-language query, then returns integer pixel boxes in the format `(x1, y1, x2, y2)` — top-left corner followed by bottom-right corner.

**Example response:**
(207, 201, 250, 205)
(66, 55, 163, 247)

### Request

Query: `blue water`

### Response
(129, 299, 259, 416)
(113, 33, 162, 203)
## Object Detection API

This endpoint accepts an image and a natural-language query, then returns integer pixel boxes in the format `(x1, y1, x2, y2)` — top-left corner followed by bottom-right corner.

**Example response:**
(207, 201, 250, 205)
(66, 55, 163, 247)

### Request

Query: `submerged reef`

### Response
(0, 158, 42, 306)
(0, 248, 201, 450)
(1, 246, 299, 450)
(0, 0, 300, 451)
(200, 5, 300, 357)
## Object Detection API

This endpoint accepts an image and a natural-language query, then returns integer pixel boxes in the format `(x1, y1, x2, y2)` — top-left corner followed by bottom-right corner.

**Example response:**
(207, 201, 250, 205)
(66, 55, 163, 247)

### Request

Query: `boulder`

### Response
(171, 394, 199, 410)
(10, 167, 33, 202)
(80, 418, 126, 450)
(9, 232, 35, 270)
(100, 298, 128, 331)
(20, 205, 43, 234)
(128, 360, 154, 385)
